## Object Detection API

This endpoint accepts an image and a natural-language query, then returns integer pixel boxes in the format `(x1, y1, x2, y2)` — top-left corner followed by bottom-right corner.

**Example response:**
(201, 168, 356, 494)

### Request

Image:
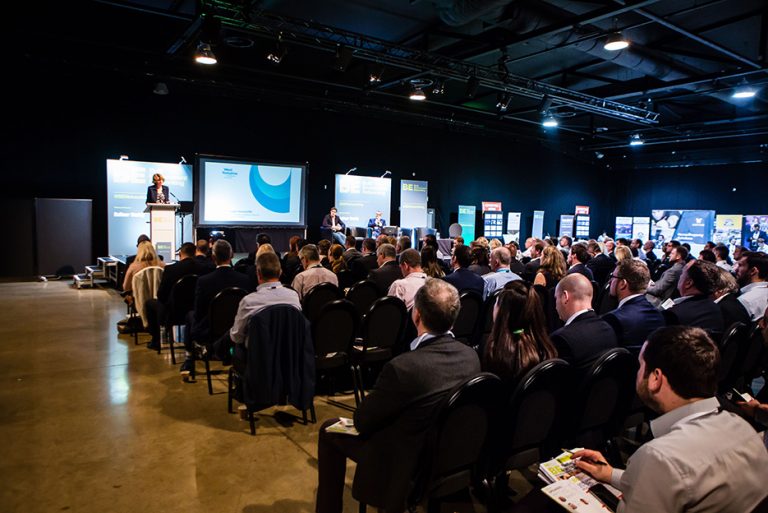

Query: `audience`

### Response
(698, 249, 716, 263)
(566, 243, 594, 281)
(468, 245, 491, 276)
(646, 244, 687, 307)
(522, 241, 544, 282)
(281, 235, 303, 285)
(328, 244, 347, 274)
(368, 243, 402, 295)
(316, 278, 480, 513)
(505, 241, 526, 275)
(574, 326, 768, 513)
(734, 250, 768, 321)
(123, 240, 165, 294)
(712, 267, 751, 328)
(585, 240, 615, 285)
(533, 245, 567, 289)
(420, 245, 445, 279)
(395, 235, 411, 254)
(483, 247, 522, 299)
(291, 244, 338, 300)
(317, 239, 332, 270)
(661, 260, 724, 335)
(551, 273, 617, 369)
(714, 245, 733, 271)
(342, 235, 361, 264)
(443, 244, 484, 296)
(388, 248, 427, 310)
(602, 259, 665, 353)
(194, 239, 215, 271)
(483, 280, 557, 383)
(350, 237, 378, 282)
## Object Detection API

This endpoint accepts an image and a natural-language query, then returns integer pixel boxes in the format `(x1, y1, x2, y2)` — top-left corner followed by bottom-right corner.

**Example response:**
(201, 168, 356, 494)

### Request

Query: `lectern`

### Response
(144, 203, 178, 262)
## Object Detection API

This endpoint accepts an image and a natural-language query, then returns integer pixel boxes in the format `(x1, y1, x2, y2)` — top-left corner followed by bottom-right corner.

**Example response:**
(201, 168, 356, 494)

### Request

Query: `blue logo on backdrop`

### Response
(249, 166, 291, 213)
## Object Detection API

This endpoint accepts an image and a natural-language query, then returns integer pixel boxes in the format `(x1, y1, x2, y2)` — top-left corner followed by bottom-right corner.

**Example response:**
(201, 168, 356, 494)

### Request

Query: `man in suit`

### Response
(181, 239, 251, 375)
(194, 239, 215, 273)
(602, 259, 665, 353)
(551, 273, 617, 369)
(342, 235, 362, 265)
(734, 250, 768, 321)
(316, 278, 481, 513)
(350, 238, 378, 282)
(662, 260, 724, 335)
(321, 206, 346, 245)
(646, 245, 687, 307)
(712, 266, 751, 328)
(585, 241, 615, 285)
(505, 241, 526, 276)
(443, 244, 484, 296)
(566, 243, 594, 281)
(367, 243, 402, 295)
(367, 210, 386, 238)
(522, 241, 543, 282)
(145, 172, 170, 204)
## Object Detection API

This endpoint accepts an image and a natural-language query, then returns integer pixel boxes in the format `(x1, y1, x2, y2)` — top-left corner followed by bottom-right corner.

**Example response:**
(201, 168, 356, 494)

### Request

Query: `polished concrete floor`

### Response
(0, 280, 369, 513)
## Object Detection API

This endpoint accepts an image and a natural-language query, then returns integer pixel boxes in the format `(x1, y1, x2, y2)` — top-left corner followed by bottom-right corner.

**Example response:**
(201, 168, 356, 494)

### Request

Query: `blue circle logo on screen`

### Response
(249, 165, 291, 213)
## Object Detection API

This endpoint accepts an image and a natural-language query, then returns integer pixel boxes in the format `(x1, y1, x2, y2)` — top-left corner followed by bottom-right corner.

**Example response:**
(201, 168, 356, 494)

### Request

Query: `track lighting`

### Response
(629, 133, 645, 146)
(369, 64, 384, 84)
(542, 114, 558, 128)
(496, 92, 511, 113)
(465, 75, 479, 99)
(409, 87, 426, 101)
(194, 42, 217, 65)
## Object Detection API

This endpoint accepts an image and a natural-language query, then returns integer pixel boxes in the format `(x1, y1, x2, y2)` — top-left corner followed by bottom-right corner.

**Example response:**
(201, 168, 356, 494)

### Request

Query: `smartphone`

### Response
(731, 388, 754, 403)
(589, 483, 619, 512)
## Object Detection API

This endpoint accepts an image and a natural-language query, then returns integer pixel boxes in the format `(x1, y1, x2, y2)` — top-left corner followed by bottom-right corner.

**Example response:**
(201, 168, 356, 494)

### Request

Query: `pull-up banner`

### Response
(400, 180, 428, 229)
(458, 205, 476, 242)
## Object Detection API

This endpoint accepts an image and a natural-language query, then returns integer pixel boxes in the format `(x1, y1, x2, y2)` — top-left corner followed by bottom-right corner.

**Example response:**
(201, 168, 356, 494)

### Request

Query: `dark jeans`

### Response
(144, 299, 165, 342)
(316, 418, 366, 513)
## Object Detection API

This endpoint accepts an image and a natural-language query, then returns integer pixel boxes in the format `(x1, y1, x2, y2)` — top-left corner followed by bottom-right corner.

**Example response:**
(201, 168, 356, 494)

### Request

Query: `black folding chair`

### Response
(472, 289, 502, 352)
(718, 322, 749, 393)
(345, 280, 380, 320)
(302, 282, 342, 324)
(313, 299, 359, 399)
(337, 269, 356, 290)
(163, 274, 198, 364)
(453, 292, 482, 344)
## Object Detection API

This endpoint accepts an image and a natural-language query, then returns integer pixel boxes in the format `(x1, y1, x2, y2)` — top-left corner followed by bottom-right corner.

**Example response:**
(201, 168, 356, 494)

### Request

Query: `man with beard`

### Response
(572, 326, 768, 513)
(734, 250, 768, 321)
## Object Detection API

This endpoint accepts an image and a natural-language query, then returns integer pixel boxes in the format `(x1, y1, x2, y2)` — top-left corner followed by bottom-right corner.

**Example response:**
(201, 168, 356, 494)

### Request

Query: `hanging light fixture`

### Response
(408, 79, 431, 101)
(732, 83, 756, 99)
(153, 82, 169, 95)
(194, 42, 217, 65)
(629, 133, 645, 146)
(542, 114, 558, 128)
(604, 32, 629, 51)
(409, 86, 426, 101)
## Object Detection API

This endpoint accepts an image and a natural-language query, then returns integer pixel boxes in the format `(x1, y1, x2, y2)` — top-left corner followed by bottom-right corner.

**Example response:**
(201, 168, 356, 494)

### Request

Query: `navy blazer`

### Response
(717, 292, 751, 330)
(367, 260, 403, 295)
(146, 185, 170, 204)
(550, 310, 618, 369)
(567, 263, 594, 282)
(602, 295, 665, 352)
(663, 294, 724, 335)
(585, 253, 615, 285)
(443, 267, 485, 296)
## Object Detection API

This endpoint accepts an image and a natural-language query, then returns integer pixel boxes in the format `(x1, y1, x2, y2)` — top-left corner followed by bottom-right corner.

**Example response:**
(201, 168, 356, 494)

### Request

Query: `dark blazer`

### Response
(509, 260, 525, 276)
(321, 214, 345, 232)
(367, 217, 386, 237)
(342, 247, 362, 264)
(443, 267, 485, 296)
(585, 253, 615, 285)
(156, 257, 204, 305)
(350, 253, 378, 282)
(717, 292, 751, 330)
(190, 266, 252, 341)
(368, 260, 403, 295)
(351, 335, 481, 511)
(468, 263, 491, 276)
(663, 294, 725, 335)
(550, 310, 618, 369)
(602, 295, 665, 352)
(523, 257, 541, 282)
(146, 185, 170, 204)
(194, 254, 215, 272)
(567, 263, 594, 281)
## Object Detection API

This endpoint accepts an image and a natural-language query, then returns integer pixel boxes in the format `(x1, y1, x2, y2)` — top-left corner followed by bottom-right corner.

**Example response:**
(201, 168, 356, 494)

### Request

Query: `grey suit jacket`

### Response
(646, 262, 684, 307)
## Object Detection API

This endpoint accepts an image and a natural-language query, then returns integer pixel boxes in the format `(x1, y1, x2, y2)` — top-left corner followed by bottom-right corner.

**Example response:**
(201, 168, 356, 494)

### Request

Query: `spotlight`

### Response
(267, 43, 287, 64)
(604, 32, 629, 51)
(153, 82, 169, 95)
(629, 133, 645, 146)
(496, 92, 511, 113)
(369, 64, 384, 84)
(595, 152, 605, 160)
(432, 79, 445, 95)
(465, 75, 479, 99)
(194, 42, 217, 65)
(332, 45, 353, 72)
(538, 94, 553, 113)
(732, 84, 756, 99)
(542, 114, 558, 128)
(410, 87, 426, 101)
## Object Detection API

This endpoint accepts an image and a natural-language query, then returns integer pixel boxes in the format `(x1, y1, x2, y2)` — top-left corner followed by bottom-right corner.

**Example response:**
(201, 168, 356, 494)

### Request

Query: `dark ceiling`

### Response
(14, 0, 768, 169)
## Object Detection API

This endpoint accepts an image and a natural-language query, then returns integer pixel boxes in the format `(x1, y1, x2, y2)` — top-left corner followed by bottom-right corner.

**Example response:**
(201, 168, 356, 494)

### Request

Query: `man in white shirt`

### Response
(291, 244, 338, 300)
(714, 245, 733, 271)
(387, 249, 427, 310)
(574, 326, 768, 513)
(734, 250, 768, 321)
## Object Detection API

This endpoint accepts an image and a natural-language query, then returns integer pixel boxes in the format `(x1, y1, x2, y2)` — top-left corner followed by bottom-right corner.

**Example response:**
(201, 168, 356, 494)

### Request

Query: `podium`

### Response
(144, 203, 178, 262)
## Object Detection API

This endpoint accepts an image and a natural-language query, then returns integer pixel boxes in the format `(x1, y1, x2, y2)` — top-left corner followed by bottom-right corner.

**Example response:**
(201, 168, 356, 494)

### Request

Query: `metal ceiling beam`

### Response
(582, 127, 768, 150)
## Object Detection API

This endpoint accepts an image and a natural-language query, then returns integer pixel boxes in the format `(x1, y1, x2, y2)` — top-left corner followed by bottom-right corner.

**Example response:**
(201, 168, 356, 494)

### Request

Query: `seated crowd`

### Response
(122, 229, 768, 513)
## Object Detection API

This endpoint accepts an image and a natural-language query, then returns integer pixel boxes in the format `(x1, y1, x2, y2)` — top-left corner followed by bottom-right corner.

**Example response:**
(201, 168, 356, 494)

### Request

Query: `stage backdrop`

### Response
(106, 159, 193, 257)
(335, 175, 391, 228)
(400, 180, 428, 229)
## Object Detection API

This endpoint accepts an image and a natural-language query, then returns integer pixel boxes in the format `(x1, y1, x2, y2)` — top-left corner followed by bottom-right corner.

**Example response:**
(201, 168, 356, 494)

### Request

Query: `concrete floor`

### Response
(0, 280, 366, 513)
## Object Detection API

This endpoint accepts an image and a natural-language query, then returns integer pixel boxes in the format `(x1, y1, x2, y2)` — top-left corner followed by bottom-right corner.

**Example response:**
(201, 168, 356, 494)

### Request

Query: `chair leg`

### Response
(356, 366, 366, 399)
(302, 408, 308, 425)
(358, 502, 366, 513)
(204, 354, 213, 395)
(227, 368, 234, 414)
(249, 409, 256, 436)
(169, 326, 177, 364)
(310, 402, 317, 424)
(351, 365, 361, 406)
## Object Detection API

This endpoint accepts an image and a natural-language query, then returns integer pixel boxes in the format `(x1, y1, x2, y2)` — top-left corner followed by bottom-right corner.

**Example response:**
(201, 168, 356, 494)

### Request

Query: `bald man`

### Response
(551, 273, 618, 369)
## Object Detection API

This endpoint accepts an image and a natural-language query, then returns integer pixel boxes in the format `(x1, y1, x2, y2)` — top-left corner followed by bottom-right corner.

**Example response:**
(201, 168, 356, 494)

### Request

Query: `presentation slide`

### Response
(742, 214, 768, 252)
(335, 175, 391, 227)
(458, 205, 476, 242)
(106, 159, 193, 256)
(532, 210, 545, 239)
(632, 216, 650, 241)
(198, 158, 306, 227)
(615, 216, 633, 239)
(400, 180, 428, 229)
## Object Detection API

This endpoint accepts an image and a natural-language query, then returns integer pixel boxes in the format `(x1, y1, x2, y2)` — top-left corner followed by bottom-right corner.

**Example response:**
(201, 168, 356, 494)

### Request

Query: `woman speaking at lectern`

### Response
(146, 173, 170, 204)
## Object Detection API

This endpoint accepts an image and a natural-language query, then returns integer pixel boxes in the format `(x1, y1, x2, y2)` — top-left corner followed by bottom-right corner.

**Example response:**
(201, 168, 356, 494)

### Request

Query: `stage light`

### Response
(604, 32, 629, 51)
(542, 115, 558, 128)
(732, 84, 756, 99)
(153, 82, 169, 95)
(369, 64, 384, 84)
(194, 42, 217, 65)
(432, 79, 445, 95)
(267, 43, 287, 64)
(465, 75, 479, 99)
(496, 92, 511, 113)
(332, 45, 353, 72)
(629, 133, 644, 146)
(538, 94, 553, 113)
(410, 87, 426, 101)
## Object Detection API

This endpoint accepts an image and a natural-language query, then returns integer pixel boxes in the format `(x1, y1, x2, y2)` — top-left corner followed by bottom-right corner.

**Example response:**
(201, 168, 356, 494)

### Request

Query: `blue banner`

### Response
(674, 210, 715, 254)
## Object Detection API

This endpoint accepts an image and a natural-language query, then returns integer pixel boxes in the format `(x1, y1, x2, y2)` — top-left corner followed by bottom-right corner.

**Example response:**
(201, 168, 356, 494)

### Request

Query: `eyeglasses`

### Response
(609, 274, 623, 280)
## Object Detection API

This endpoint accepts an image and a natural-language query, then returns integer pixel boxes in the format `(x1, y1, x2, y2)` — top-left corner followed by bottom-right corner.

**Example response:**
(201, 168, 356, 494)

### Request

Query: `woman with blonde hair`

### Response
(328, 244, 347, 274)
(483, 281, 557, 382)
(123, 240, 164, 292)
(534, 245, 567, 288)
(614, 245, 632, 263)
(489, 238, 502, 250)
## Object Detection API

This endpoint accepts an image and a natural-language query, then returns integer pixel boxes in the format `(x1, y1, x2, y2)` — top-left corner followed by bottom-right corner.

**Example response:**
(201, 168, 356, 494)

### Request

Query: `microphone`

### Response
(345, 167, 357, 175)
(380, 170, 391, 178)
(169, 191, 179, 204)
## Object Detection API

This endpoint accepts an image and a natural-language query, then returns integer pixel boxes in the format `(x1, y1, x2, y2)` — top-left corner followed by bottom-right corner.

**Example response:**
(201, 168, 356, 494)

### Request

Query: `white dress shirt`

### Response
(388, 272, 427, 310)
(737, 281, 768, 321)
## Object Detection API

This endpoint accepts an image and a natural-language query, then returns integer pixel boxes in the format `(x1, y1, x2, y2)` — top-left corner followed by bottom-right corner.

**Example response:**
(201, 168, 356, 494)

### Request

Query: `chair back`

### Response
(448, 223, 463, 238)
(567, 348, 637, 449)
(313, 299, 358, 369)
(740, 322, 768, 383)
(302, 282, 342, 323)
(411, 373, 503, 505)
(208, 287, 248, 341)
(491, 359, 571, 472)
(167, 274, 198, 325)
(474, 288, 502, 350)
(590, 280, 600, 310)
(346, 280, 381, 318)
(351, 226, 368, 239)
(718, 322, 748, 392)
(453, 292, 482, 343)
(359, 296, 408, 351)
(595, 281, 618, 315)
(336, 269, 356, 290)
(533, 283, 562, 333)
(132, 265, 164, 326)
